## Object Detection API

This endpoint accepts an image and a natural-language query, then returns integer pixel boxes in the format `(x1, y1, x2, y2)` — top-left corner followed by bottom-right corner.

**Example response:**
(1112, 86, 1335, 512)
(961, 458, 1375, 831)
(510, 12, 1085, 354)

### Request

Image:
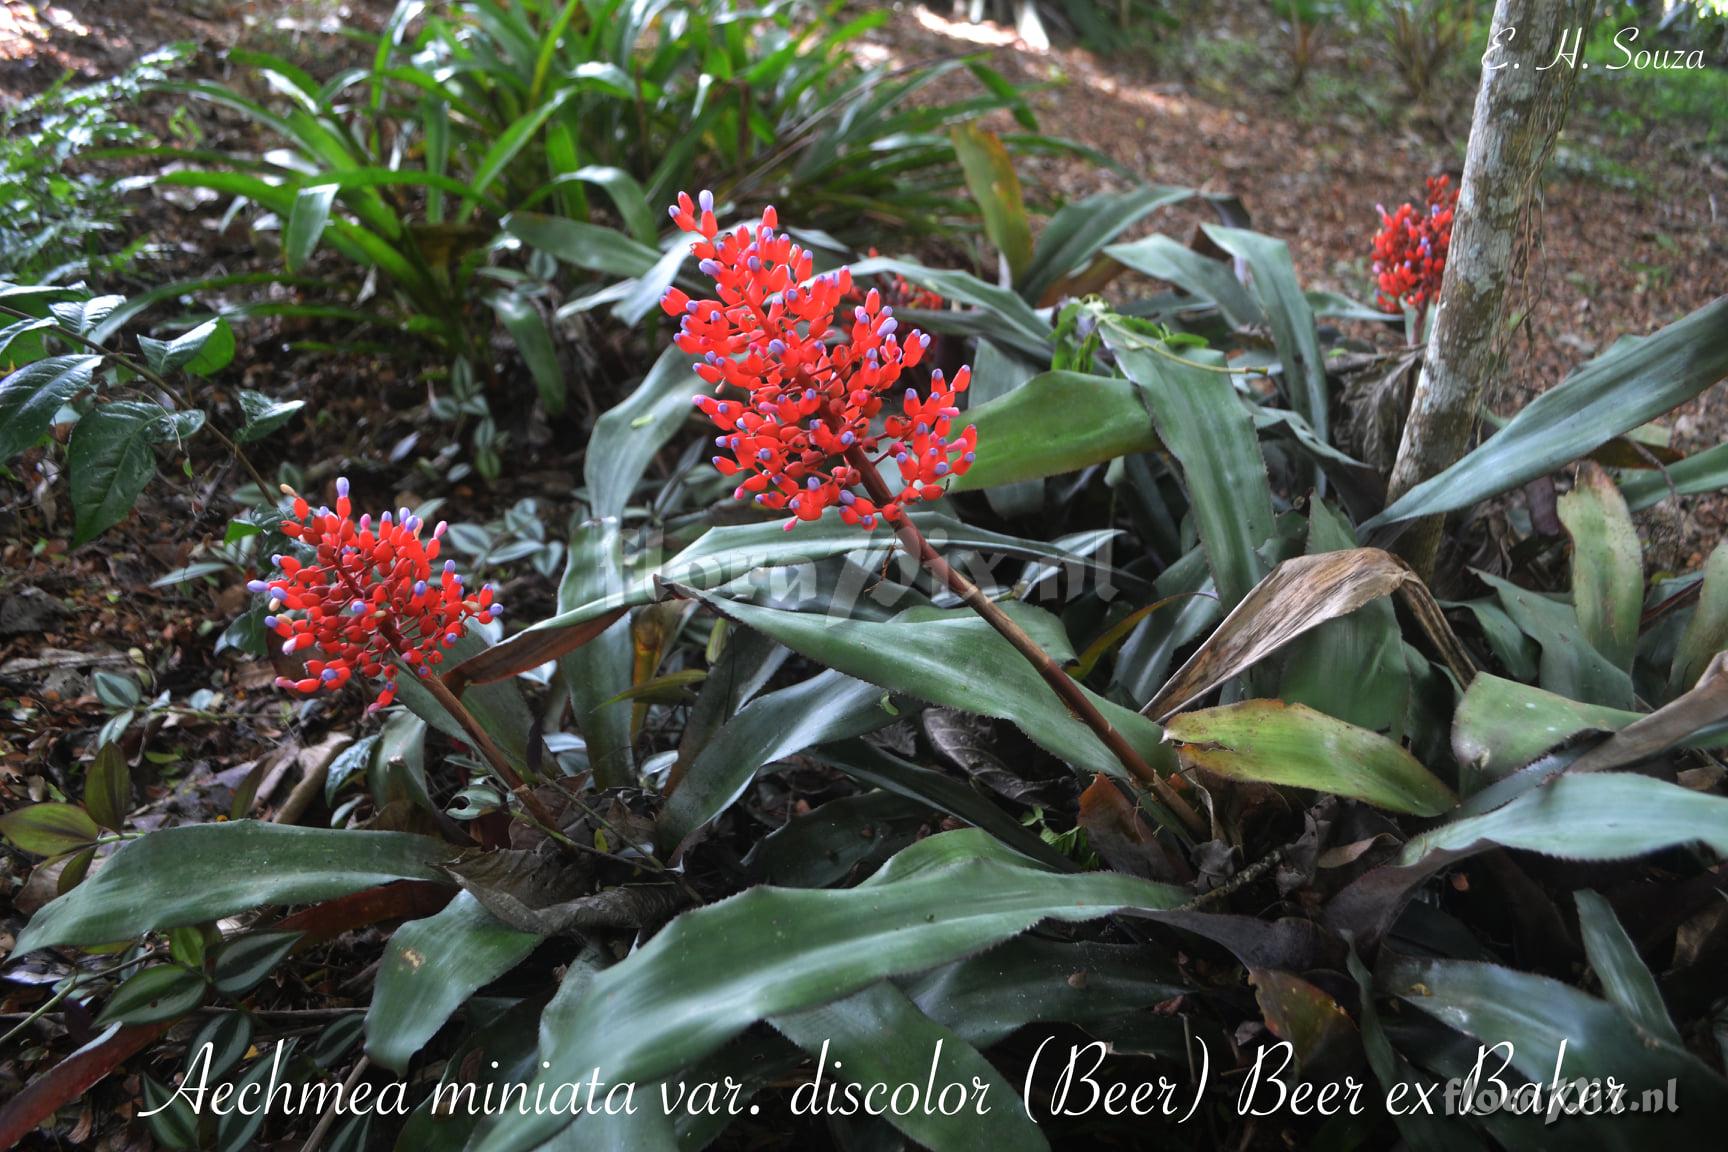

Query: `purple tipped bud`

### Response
(434, 521, 447, 538)
(668, 204, 681, 220)
(336, 477, 350, 497)
(841, 431, 856, 446)
(264, 615, 277, 629)
(350, 601, 366, 615)
(247, 579, 268, 593)
(414, 581, 428, 597)
(839, 490, 856, 505)
(878, 318, 897, 336)
(700, 259, 721, 277)
(698, 189, 714, 213)
(321, 668, 339, 681)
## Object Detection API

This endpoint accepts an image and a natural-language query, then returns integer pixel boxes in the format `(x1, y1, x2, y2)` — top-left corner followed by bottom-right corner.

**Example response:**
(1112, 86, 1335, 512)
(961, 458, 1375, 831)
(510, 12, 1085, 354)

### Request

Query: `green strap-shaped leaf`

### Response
(586, 345, 697, 521)
(772, 981, 1049, 1152)
(15, 821, 451, 954)
(473, 513, 1131, 673)
(504, 211, 661, 280)
(1105, 234, 1262, 329)
(1670, 540, 1728, 695)
(1620, 440, 1728, 511)
(964, 340, 1044, 516)
(1279, 501, 1409, 736)
(1450, 674, 1639, 794)
(657, 671, 897, 855)
(394, 628, 536, 774)
(285, 183, 338, 272)
(1018, 185, 1194, 304)
(1398, 773, 1728, 866)
(1105, 325, 1275, 610)
(678, 590, 1175, 785)
(0, 353, 103, 461)
(1474, 571, 1634, 709)
(951, 123, 1034, 285)
(1386, 953, 1728, 1140)
(850, 255, 1053, 358)
(560, 518, 636, 789)
(1367, 295, 1728, 529)
(952, 369, 1157, 493)
(1164, 700, 1456, 816)
(466, 829, 1186, 1152)
(1574, 890, 1683, 1047)
(366, 892, 542, 1072)
(1203, 225, 1329, 448)
(1557, 464, 1643, 671)
(490, 292, 565, 416)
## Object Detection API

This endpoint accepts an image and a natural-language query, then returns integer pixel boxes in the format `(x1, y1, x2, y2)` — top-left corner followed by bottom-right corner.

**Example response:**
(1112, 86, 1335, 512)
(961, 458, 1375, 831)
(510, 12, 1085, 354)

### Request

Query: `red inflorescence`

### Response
(1371, 174, 1459, 315)
(662, 190, 977, 530)
(248, 478, 501, 711)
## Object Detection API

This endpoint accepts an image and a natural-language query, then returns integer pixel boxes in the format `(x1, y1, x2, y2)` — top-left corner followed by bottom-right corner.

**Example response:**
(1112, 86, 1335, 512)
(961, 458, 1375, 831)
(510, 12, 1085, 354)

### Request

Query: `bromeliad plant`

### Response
(8, 183, 1728, 1152)
(664, 189, 1204, 833)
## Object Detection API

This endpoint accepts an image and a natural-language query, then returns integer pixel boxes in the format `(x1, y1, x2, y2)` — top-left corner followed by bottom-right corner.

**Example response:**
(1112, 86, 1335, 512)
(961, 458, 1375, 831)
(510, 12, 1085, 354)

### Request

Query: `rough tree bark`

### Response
(1384, 0, 1592, 580)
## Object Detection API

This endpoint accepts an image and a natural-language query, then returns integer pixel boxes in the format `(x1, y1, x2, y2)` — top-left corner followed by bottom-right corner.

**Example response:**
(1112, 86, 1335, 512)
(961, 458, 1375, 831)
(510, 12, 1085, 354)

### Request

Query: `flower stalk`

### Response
(845, 446, 1207, 840)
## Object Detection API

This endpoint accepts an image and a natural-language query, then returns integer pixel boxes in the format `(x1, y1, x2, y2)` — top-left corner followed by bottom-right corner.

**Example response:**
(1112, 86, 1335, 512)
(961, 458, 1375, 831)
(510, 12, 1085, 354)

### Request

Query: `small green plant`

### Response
(0, 44, 192, 283)
(0, 284, 297, 545)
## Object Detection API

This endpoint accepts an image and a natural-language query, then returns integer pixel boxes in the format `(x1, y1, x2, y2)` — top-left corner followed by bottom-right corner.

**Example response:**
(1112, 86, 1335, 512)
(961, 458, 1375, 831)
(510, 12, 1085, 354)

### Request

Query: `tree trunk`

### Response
(1384, 0, 1591, 580)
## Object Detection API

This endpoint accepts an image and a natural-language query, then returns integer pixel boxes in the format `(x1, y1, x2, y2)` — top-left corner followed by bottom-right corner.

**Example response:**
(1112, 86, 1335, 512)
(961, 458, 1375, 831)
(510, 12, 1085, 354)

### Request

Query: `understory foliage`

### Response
(4, 5, 1728, 1152)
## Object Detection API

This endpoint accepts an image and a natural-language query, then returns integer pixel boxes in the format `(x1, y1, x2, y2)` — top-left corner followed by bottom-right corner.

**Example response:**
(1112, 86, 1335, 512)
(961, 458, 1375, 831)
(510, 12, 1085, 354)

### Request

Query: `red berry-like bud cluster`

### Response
(661, 191, 977, 530)
(247, 478, 501, 711)
(850, 248, 945, 312)
(1371, 175, 1458, 314)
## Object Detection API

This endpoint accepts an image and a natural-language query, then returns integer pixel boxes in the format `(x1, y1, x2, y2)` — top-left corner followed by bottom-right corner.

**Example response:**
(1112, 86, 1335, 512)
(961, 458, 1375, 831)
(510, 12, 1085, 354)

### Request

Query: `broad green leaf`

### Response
(772, 981, 1048, 1152)
(138, 317, 235, 377)
(680, 590, 1175, 785)
(657, 671, 899, 855)
(235, 390, 305, 443)
(586, 345, 696, 520)
(951, 370, 1156, 493)
(1557, 463, 1642, 671)
(50, 294, 125, 337)
(0, 802, 100, 856)
(14, 821, 451, 954)
(1019, 185, 1193, 304)
(1164, 700, 1456, 816)
(560, 518, 636, 789)
(1203, 226, 1329, 447)
(951, 124, 1033, 284)
(1398, 773, 1728, 865)
(1105, 324, 1275, 609)
(466, 829, 1186, 1152)
(1450, 674, 1639, 794)
(1366, 296, 1728, 528)
(0, 353, 103, 461)
(1105, 234, 1262, 329)
(85, 742, 132, 832)
(68, 401, 202, 543)
(1574, 890, 1682, 1046)
(1670, 540, 1728, 695)
(1475, 571, 1634, 708)
(285, 183, 338, 272)
(366, 892, 542, 1072)
(99, 964, 206, 1026)
(1387, 953, 1728, 1139)
(491, 292, 565, 415)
